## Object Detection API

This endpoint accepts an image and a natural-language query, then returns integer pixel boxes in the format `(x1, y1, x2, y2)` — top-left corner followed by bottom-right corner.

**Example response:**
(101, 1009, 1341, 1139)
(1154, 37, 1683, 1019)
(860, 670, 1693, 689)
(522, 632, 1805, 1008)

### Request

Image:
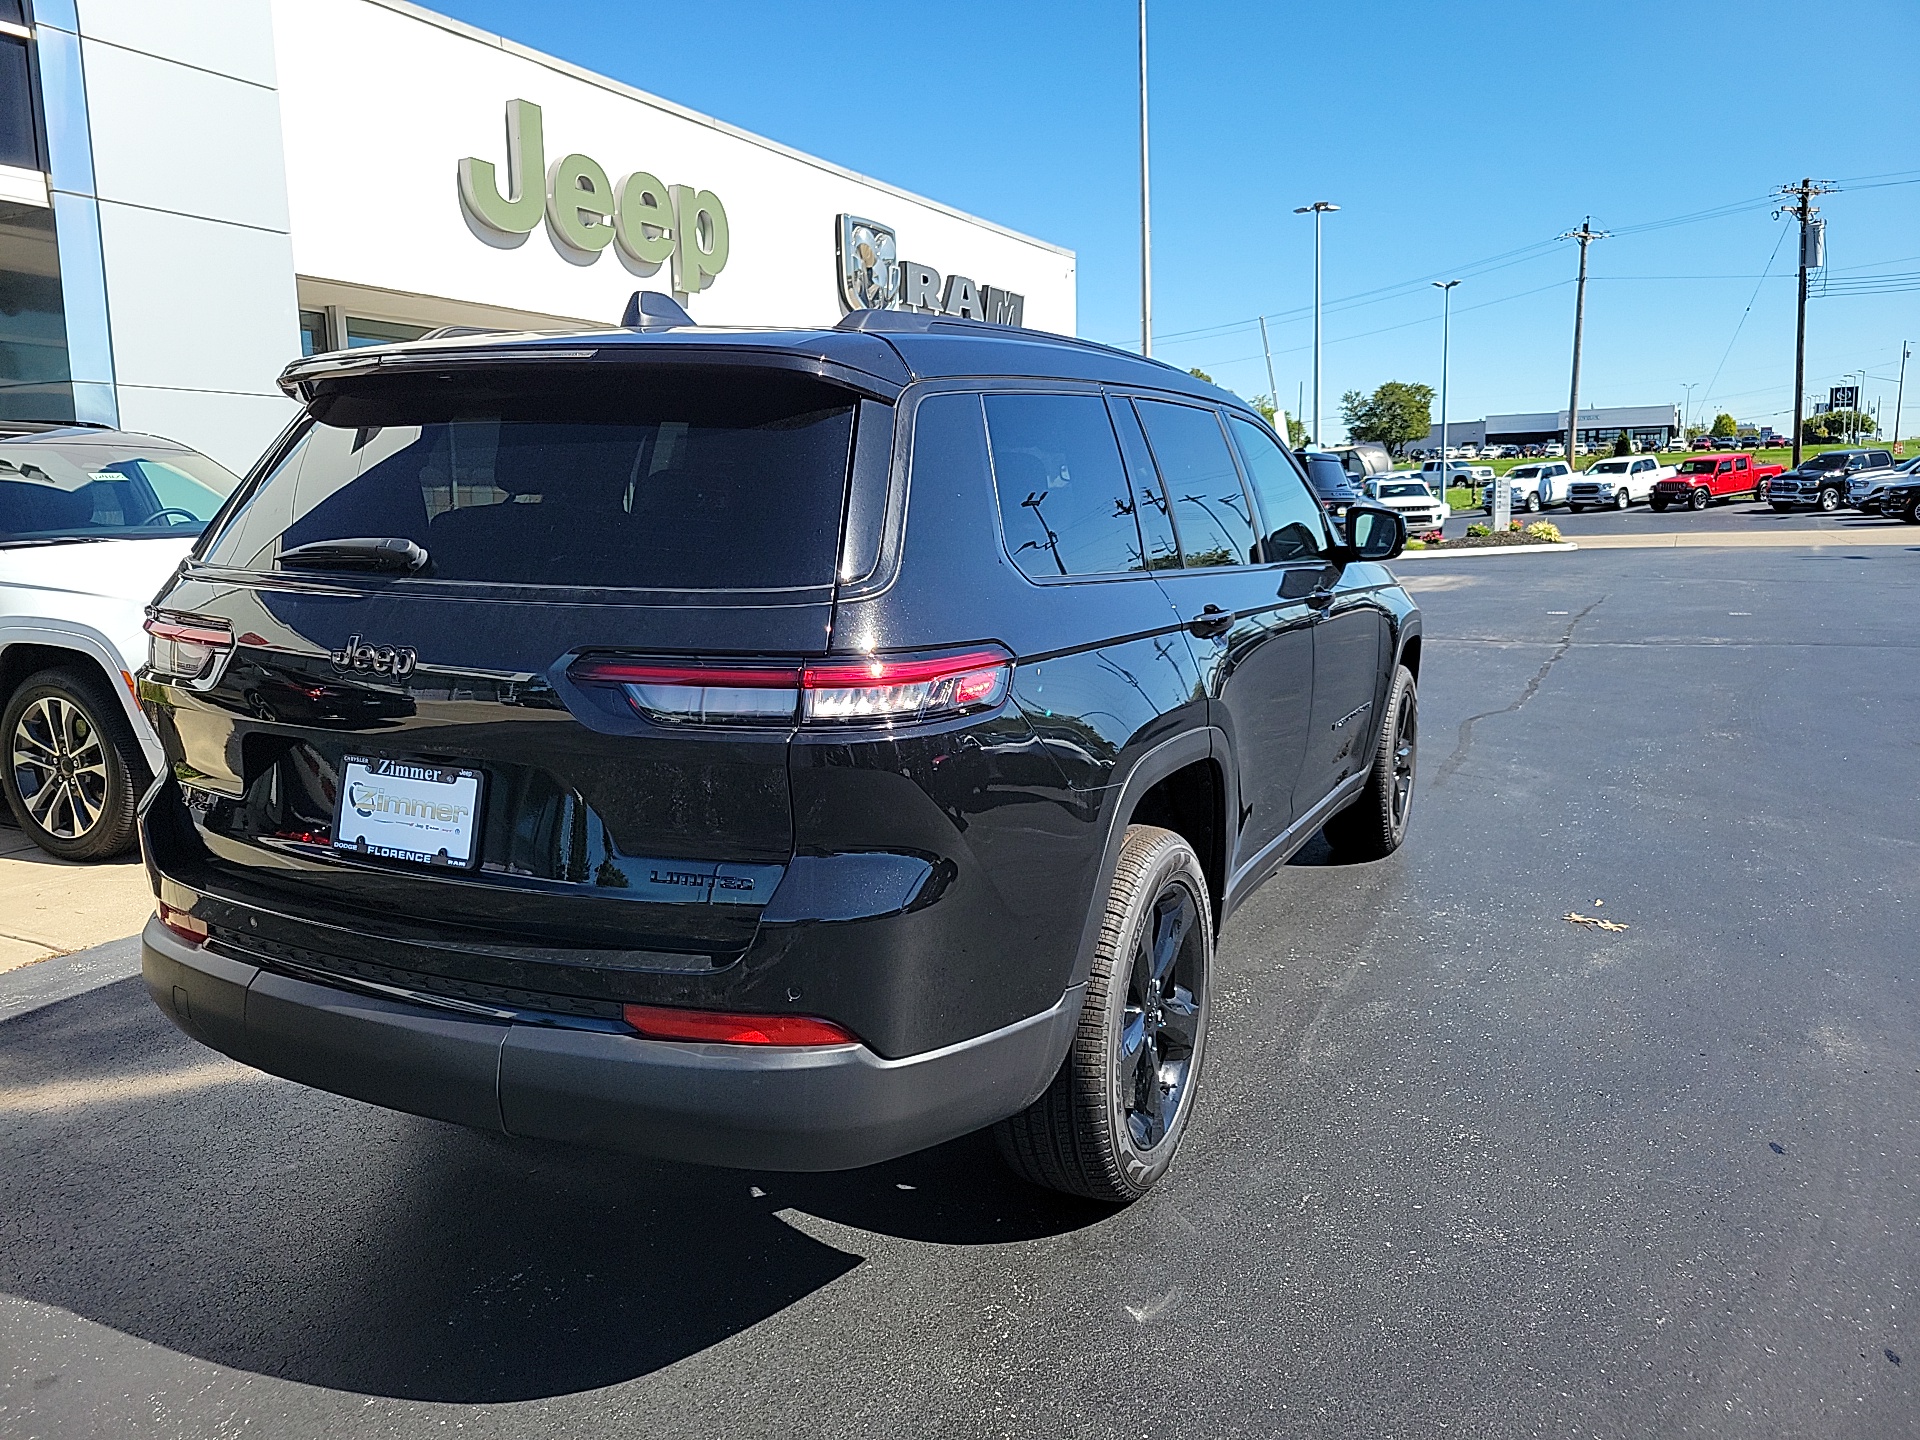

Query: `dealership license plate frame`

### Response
(332, 755, 486, 870)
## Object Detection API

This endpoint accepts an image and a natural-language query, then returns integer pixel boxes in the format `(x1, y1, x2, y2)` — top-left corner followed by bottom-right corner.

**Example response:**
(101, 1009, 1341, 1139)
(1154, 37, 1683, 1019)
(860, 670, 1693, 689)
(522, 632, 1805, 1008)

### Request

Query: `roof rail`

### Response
(417, 325, 506, 341)
(834, 308, 1022, 335)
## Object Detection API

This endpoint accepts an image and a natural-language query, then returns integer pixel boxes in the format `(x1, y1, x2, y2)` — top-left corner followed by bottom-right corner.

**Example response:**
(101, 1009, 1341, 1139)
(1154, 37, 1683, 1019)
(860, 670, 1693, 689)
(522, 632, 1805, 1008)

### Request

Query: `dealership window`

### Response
(0, 17, 34, 173)
(0, 10, 73, 424)
(298, 310, 326, 356)
(345, 316, 430, 348)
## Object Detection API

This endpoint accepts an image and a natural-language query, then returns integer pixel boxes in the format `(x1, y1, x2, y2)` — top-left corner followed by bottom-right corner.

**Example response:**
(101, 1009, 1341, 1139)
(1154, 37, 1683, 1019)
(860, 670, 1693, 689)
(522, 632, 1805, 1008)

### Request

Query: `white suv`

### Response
(0, 426, 241, 859)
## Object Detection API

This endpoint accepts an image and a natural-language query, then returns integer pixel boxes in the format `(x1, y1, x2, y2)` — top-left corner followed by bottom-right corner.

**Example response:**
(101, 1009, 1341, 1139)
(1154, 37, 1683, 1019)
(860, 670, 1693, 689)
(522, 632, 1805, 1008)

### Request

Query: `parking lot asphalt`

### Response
(3, 541, 1917, 1439)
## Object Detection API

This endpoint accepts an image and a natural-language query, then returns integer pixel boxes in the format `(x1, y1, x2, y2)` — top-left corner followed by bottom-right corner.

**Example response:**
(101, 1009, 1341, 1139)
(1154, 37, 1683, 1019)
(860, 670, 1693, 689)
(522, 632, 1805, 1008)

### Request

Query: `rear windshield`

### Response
(0, 437, 239, 545)
(201, 368, 858, 590)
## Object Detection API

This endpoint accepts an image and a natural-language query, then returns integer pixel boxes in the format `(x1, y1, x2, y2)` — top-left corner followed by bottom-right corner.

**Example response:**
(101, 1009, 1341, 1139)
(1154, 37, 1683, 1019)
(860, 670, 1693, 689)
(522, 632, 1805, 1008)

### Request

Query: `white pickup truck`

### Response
(1497, 461, 1573, 513)
(1568, 456, 1674, 511)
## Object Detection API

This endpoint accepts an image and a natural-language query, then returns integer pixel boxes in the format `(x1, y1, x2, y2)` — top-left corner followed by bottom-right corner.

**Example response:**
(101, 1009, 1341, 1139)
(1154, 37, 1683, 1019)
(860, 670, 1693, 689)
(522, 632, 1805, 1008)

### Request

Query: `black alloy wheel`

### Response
(1325, 663, 1418, 861)
(995, 825, 1213, 1203)
(1, 668, 142, 861)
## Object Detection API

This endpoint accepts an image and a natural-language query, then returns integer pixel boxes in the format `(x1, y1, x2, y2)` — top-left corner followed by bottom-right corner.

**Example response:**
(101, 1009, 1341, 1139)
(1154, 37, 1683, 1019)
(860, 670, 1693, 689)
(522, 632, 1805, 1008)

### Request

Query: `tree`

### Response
(1612, 429, 1634, 457)
(1710, 412, 1738, 437)
(1249, 392, 1279, 425)
(1188, 367, 1214, 384)
(1285, 415, 1308, 446)
(1338, 381, 1436, 457)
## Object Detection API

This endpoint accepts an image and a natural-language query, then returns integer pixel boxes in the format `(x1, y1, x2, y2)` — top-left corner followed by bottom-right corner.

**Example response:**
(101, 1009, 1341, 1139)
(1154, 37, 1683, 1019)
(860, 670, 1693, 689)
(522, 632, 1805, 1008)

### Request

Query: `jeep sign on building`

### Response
(0, 0, 1075, 472)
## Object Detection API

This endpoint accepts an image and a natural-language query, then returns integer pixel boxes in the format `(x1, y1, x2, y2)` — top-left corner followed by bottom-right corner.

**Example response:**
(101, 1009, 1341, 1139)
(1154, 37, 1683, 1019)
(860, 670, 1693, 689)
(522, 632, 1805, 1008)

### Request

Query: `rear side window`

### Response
(1133, 400, 1257, 568)
(1106, 397, 1181, 570)
(985, 393, 1146, 579)
(202, 369, 857, 590)
(1226, 416, 1327, 563)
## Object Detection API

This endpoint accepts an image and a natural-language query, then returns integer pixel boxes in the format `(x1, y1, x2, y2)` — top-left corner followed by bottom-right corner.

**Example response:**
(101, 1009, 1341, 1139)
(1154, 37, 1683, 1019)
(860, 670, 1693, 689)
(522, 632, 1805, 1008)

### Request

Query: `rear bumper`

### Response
(143, 917, 1080, 1171)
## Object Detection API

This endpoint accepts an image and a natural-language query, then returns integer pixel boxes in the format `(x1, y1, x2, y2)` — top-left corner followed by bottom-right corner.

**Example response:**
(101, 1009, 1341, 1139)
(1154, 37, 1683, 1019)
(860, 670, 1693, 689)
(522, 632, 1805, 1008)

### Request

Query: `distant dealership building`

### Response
(1411, 404, 1682, 453)
(0, 0, 1076, 471)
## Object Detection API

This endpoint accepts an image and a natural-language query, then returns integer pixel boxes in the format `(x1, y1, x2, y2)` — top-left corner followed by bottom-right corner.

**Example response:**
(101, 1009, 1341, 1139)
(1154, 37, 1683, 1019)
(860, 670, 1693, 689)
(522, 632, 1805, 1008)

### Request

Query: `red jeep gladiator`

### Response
(1650, 452, 1782, 512)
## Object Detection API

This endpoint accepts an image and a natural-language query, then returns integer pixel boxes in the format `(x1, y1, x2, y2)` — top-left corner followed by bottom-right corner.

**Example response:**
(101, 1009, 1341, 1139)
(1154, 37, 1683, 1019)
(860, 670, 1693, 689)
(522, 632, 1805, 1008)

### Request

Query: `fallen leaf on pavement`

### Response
(1564, 911, 1630, 933)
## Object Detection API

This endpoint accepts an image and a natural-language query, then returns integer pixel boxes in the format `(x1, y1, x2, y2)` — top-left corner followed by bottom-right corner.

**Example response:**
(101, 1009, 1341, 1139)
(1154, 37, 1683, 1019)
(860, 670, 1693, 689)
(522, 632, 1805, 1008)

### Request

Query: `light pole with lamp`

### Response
(1294, 201, 1338, 443)
(1433, 279, 1461, 512)
(1680, 382, 1698, 445)
(1137, 0, 1151, 358)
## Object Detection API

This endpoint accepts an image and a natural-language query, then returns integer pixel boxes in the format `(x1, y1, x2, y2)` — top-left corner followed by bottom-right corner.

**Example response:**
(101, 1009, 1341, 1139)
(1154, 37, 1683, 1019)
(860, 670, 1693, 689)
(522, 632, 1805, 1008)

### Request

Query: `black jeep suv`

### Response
(137, 309, 1420, 1203)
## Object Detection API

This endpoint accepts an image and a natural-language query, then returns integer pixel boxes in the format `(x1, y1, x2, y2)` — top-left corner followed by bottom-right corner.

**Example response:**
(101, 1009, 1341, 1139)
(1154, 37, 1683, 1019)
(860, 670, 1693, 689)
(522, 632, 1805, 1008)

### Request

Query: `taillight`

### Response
(570, 649, 1010, 728)
(144, 614, 234, 685)
(802, 650, 1009, 724)
(621, 1003, 857, 1047)
(157, 902, 208, 945)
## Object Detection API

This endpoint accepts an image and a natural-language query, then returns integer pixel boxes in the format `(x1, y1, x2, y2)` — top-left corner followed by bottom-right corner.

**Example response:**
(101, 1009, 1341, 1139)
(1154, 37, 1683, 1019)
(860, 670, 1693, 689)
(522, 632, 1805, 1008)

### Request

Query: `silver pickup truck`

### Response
(1769, 448, 1896, 512)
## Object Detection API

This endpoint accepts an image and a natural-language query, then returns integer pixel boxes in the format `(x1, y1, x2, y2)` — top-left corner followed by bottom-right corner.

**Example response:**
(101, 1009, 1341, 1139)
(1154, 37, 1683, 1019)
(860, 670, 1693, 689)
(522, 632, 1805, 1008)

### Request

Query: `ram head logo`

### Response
(837, 214, 901, 311)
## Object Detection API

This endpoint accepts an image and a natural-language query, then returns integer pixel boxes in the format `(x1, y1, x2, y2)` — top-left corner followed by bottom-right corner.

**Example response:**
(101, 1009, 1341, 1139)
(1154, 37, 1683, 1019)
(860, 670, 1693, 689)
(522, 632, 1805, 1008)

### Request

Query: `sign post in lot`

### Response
(1492, 467, 1511, 528)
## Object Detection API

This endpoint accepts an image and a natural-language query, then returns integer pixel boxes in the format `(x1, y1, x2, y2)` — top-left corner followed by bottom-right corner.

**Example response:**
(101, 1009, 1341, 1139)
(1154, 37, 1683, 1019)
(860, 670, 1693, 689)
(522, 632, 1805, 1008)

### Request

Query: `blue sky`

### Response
(436, 0, 1920, 441)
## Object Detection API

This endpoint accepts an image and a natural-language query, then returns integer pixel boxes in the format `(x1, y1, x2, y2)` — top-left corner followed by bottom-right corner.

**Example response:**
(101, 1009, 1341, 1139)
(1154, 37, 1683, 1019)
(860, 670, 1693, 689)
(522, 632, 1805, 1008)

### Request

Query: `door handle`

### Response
(1187, 604, 1233, 639)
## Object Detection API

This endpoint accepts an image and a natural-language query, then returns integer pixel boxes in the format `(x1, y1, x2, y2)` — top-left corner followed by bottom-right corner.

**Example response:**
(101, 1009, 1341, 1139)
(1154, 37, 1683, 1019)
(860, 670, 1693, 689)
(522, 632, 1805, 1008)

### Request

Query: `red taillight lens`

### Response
(802, 650, 1009, 725)
(621, 1003, 857, 1047)
(157, 902, 208, 945)
(571, 649, 1010, 728)
(145, 614, 234, 684)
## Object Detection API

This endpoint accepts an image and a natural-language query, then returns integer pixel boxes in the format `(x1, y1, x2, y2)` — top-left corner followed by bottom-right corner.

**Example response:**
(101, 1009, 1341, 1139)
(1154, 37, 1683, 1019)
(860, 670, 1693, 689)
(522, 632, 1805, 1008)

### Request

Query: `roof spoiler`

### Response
(621, 291, 695, 329)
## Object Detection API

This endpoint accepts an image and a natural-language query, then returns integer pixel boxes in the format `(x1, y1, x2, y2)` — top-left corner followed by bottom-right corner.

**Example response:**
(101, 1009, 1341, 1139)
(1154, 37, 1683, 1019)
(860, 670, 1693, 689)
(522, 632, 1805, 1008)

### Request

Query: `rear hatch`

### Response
(143, 359, 881, 990)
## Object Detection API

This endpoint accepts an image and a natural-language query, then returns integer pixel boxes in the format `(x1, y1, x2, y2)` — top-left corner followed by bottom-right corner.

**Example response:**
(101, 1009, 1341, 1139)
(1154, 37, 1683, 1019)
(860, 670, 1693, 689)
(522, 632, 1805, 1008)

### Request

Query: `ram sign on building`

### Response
(0, 0, 1076, 471)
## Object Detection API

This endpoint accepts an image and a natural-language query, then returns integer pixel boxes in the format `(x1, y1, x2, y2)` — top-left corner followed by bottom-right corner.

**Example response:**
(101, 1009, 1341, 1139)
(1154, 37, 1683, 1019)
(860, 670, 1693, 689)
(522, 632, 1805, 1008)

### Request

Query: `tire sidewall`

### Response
(1091, 831, 1214, 1198)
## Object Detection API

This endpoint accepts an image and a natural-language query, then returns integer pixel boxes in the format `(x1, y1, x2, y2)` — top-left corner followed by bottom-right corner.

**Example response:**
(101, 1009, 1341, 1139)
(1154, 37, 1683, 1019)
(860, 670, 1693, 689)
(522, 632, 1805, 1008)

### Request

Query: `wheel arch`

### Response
(0, 627, 160, 773)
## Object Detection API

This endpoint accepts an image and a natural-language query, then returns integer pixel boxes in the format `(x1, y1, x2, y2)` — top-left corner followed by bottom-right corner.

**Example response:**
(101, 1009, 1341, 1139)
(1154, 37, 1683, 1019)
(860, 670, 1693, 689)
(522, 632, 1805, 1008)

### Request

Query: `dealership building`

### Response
(1410, 404, 1683, 454)
(0, 0, 1076, 471)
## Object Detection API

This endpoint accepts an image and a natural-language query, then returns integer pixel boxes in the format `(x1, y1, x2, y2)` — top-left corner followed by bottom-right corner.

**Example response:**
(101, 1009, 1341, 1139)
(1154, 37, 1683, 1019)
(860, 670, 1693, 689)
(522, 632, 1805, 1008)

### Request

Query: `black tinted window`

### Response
(1301, 454, 1354, 497)
(0, 37, 34, 170)
(203, 369, 856, 590)
(0, 440, 238, 541)
(1107, 397, 1180, 569)
(1134, 400, 1257, 568)
(1227, 416, 1327, 563)
(986, 393, 1145, 578)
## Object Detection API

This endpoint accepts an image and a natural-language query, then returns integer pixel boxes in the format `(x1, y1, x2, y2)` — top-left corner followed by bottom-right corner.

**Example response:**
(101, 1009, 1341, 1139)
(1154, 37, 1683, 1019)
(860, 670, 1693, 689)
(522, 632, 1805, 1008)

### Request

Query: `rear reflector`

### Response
(145, 614, 234, 684)
(157, 902, 208, 945)
(571, 648, 1010, 728)
(621, 1003, 857, 1047)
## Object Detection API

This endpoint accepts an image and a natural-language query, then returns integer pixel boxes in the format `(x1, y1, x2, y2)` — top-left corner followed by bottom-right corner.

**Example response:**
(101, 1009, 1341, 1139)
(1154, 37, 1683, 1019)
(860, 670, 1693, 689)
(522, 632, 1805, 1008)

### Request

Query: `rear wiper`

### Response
(277, 537, 429, 573)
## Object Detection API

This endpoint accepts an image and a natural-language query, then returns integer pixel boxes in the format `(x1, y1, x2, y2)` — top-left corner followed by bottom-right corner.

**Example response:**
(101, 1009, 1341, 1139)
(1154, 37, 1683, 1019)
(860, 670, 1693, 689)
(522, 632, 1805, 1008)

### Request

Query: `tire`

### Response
(1903, 498, 1920, 525)
(1323, 664, 1418, 862)
(1, 667, 144, 861)
(1614, 489, 1632, 510)
(1818, 488, 1841, 513)
(1689, 487, 1711, 511)
(1525, 492, 1542, 513)
(994, 825, 1213, 1204)
(1650, 500, 1669, 513)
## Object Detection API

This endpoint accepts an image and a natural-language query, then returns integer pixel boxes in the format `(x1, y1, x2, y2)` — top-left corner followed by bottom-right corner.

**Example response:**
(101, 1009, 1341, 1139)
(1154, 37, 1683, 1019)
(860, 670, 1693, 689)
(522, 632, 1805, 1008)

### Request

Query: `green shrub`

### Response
(1465, 523, 1492, 538)
(1523, 521, 1562, 542)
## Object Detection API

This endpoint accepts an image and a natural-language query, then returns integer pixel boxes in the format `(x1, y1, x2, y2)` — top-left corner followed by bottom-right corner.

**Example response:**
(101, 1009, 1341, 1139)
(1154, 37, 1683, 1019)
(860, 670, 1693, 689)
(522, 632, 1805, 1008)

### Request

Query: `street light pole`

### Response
(1681, 381, 1698, 438)
(1137, 0, 1150, 358)
(1433, 279, 1460, 500)
(1294, 200, 1338, 443)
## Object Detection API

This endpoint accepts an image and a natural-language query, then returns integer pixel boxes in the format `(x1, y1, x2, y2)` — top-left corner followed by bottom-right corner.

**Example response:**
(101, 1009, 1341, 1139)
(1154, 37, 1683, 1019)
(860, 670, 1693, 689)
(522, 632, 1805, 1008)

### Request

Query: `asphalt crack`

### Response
(1432, 595, 1607, 787)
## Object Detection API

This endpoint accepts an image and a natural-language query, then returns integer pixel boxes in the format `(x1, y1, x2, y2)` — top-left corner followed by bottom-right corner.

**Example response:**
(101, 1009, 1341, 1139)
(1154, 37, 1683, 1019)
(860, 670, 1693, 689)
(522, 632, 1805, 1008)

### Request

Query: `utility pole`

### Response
(1137, 0, 1150, 357)
(1433, 279, 1460, 501)
(1894, 341, 1910, 455)
(1295, 200, 1338, 443)
(1776, 177, 1835, 468)
(1559, 218, 1608, 466)
(1259, 314, 1280, 431)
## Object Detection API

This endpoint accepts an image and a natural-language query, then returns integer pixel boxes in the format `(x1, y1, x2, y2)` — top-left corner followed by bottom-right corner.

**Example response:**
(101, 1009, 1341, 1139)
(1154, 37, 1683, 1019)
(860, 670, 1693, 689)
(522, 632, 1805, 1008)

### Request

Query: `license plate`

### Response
(333, 756, 483, 868)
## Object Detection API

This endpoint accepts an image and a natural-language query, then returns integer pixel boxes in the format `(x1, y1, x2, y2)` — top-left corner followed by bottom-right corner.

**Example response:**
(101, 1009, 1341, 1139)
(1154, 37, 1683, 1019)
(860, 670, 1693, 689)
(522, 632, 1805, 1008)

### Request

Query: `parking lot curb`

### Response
(1397, 543, 1577, 560)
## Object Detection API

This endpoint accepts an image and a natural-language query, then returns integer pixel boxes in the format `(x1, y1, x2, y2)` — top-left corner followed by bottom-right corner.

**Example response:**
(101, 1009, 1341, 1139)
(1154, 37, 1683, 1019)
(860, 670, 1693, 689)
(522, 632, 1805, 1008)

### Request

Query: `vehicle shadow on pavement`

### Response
(0, 978, 1104, 1403)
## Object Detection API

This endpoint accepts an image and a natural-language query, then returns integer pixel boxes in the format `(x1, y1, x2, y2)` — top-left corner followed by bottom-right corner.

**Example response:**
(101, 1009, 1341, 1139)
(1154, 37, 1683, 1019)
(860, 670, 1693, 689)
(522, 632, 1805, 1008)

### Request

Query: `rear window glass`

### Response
(1134, 400, 1257, 568)
(985, 393, 1146, 579)
(202, 369, 857, 590)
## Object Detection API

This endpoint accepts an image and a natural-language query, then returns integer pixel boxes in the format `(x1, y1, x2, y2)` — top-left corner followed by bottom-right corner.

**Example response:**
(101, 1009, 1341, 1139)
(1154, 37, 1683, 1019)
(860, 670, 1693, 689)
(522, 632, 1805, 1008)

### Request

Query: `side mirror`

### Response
(1342, 504, 1405, 561)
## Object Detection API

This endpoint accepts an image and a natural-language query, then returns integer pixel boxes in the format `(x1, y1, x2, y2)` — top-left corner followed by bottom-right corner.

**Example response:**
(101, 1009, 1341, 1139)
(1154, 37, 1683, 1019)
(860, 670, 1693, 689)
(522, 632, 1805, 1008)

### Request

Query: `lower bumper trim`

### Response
(142, 917, 1080, 1172)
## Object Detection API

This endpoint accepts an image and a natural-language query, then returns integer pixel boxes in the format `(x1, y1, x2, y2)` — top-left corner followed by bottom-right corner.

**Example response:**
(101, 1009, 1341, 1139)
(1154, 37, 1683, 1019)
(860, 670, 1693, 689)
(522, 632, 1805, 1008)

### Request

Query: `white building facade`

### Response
(1, 0, 1076, 472)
